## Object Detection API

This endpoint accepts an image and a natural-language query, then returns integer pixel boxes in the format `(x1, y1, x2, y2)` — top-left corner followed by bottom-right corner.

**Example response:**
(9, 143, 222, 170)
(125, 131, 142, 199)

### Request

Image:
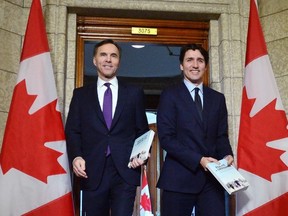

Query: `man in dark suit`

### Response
(157, 44, 234, 216)
(65, 39, 149, 216)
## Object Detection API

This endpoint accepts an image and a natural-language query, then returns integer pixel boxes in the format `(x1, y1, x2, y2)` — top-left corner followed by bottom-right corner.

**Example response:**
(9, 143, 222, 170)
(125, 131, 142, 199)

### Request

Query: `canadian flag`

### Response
(0, 0, 74, 215)
(140, 166, 154, 216)
(236, 0, 288, 215)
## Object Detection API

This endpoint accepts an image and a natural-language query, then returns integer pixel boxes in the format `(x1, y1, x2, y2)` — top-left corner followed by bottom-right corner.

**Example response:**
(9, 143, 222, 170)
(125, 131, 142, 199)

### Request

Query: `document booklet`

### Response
(206, 159, 249, 195)
(128, 130, 155, 168)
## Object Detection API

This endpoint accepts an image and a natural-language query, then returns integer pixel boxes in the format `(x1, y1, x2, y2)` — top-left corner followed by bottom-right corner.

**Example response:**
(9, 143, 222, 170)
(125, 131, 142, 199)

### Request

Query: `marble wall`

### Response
(1, 0, 288, 158)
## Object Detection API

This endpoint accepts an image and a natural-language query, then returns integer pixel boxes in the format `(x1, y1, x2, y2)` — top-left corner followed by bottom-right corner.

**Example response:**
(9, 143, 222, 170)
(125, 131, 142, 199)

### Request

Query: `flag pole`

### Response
(80, 190, 83, 216)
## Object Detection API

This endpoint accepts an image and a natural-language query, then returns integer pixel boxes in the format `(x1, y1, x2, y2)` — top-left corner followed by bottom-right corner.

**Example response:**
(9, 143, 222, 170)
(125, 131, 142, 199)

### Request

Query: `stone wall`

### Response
(259, 0, 288, 114)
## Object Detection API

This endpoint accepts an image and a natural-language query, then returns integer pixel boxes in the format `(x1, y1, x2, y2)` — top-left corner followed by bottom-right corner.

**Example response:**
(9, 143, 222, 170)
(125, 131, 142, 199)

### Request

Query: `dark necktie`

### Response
(194, 87, 202, 120)
(103, 83, 112, 155)
(103, 83, 112, 128)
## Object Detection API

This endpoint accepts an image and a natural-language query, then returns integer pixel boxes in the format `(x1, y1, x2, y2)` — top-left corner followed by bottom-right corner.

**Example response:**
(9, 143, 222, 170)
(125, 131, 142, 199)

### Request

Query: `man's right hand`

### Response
(72, 157, 88, 178)
(200, 157, 218, 171)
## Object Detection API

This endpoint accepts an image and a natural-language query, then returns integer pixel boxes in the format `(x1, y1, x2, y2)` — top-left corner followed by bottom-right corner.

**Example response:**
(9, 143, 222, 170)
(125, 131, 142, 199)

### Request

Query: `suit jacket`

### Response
(65, 80, 149, 190)
(156, 82, 233, 193)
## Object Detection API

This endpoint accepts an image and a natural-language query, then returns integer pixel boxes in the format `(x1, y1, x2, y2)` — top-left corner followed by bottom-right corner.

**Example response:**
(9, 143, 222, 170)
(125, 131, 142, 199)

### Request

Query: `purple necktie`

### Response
(103, 83, 112, 128)
(103, 83, 112, 155)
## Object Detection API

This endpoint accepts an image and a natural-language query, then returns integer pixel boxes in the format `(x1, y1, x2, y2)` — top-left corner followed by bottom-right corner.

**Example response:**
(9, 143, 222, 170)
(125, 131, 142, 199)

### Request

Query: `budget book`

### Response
(206, 159, 249, 195)
(128, 130, 155, 168)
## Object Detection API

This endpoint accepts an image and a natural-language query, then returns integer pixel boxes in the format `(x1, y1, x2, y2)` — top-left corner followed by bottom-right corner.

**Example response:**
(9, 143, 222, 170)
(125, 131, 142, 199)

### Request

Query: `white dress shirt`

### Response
(183, 79, 203, 107)
(97, 77, 118, 118)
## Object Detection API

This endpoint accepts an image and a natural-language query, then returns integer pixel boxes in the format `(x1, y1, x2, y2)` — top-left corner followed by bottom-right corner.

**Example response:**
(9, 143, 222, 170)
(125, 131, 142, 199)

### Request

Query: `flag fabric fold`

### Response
(236, 0, 288, 215)
(0, 0, 74, 215)
(140, 165, 154, 216)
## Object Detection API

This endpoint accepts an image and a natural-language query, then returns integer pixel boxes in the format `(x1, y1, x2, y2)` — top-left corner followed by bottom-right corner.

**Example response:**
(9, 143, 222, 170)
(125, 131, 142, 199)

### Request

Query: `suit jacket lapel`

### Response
(202, 86, 211, 131)
(110, 82, 127, 130)
(91, 83, 107, 129)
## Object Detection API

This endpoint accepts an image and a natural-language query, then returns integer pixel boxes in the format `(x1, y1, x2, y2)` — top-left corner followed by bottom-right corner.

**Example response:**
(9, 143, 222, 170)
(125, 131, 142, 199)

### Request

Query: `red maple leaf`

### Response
(0, 80, 66, 183)
(238, 87, 288, 181)
(140, 193, 152, 211)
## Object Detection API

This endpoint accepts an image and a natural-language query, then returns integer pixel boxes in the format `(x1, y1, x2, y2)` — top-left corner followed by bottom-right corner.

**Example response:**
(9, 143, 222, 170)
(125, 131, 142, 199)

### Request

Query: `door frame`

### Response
(76, 16, 209, 88)
(74, 16, 210, 216)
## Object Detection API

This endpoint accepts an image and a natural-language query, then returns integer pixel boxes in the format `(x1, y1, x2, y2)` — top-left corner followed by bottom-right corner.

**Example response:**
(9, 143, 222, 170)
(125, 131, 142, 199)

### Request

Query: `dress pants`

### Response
(82, 156, 137, 216)
(161, 180, 225, 216)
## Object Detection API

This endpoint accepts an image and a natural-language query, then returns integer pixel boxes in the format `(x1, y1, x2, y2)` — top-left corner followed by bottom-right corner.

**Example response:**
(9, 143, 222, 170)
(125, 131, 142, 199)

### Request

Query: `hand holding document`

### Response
(128, 130, 155, 168)
(206, 159, 249, 195)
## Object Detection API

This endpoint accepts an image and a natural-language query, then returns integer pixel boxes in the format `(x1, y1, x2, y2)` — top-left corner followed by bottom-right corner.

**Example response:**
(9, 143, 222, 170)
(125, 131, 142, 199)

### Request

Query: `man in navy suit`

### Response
(65, 39, 149, 216)
(157, 44, 234, 216)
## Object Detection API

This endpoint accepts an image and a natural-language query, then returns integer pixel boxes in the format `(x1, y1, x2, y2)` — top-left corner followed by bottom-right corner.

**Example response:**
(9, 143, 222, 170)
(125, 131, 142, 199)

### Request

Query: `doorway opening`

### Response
(74, 15, 209, 216)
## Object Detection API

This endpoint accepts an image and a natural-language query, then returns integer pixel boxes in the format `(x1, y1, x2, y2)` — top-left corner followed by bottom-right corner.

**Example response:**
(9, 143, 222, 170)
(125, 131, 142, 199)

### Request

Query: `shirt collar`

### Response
(97, 77, 118, 88)
(183, 79, 203, 93)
